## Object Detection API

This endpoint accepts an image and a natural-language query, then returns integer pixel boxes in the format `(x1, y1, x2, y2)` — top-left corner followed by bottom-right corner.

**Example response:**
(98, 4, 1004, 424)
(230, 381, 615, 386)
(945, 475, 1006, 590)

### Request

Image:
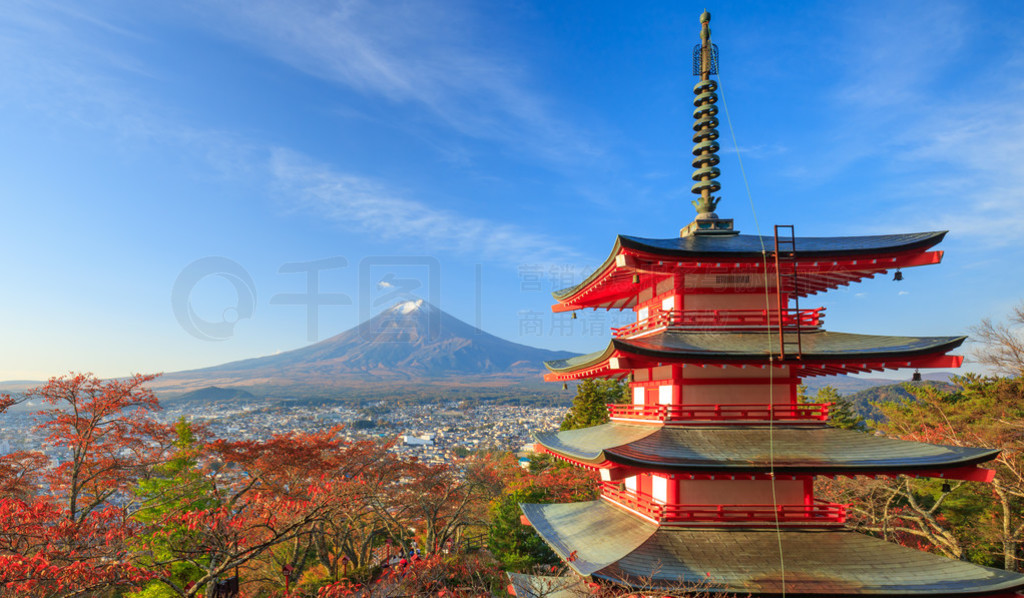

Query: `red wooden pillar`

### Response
(666, 475, 680, 505)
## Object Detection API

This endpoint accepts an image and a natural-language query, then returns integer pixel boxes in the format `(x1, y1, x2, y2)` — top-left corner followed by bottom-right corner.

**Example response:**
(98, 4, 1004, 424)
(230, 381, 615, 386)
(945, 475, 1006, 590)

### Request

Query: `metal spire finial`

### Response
(681, 11, 734, 237)
(691, 11, 721, 218)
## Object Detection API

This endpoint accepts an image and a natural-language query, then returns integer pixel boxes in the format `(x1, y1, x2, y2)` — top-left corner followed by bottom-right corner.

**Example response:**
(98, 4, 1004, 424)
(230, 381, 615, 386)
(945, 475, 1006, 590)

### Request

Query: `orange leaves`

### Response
(318, 579, 363, 597)
(0, 497, 152, 597)
(0, 392, 14, 413)
(29, 372, 168, 523)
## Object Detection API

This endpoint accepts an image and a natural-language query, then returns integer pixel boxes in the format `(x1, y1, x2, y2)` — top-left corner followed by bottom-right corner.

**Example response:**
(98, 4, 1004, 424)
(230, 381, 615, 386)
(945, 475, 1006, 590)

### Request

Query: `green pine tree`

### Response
(129, 418, 219, 597)
(487, 487, 559, 572)
(800, 384, 867, 431)
(559, 379, 629, 431)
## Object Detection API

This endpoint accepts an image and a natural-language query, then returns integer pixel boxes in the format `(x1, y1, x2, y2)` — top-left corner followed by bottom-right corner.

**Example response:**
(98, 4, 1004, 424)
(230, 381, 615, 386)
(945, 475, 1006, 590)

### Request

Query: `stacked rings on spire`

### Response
(691, 78, 722, 196)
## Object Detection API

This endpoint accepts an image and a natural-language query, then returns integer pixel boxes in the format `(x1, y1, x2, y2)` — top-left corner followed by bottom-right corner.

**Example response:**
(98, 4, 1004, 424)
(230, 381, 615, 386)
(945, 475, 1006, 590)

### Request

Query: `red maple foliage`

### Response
(0, 497, 153, 597)
(0, 373, 166, 597)
(32, 372, 168, 522)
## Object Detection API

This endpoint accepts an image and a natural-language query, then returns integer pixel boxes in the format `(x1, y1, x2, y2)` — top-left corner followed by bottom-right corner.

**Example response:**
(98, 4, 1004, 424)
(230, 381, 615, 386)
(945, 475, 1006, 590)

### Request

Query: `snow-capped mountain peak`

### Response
(394, 299, 425, 314)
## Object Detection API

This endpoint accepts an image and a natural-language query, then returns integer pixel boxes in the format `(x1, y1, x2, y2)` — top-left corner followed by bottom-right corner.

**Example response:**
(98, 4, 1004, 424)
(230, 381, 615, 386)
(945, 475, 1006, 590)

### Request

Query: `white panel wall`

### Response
(651, 475, 668, 504)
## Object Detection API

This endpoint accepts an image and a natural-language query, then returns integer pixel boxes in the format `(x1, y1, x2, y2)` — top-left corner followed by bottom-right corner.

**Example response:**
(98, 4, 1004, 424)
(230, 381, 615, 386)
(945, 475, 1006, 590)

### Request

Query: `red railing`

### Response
(607, 402, 831, 423)
(612, 307, 825, 338)
(601, 483, 847, 525)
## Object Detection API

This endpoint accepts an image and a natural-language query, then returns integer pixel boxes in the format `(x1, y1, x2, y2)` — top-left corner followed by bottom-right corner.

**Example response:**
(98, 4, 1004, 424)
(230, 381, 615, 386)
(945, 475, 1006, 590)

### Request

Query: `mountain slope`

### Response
(155, 300, 574, 398)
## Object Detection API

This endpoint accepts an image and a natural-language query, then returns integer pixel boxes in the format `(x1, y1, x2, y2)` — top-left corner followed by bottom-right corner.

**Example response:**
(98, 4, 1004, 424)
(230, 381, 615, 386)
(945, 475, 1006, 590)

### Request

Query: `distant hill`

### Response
(153, 300, 575, 401)
(174, 386, 259, 404)
(803, 371, 955, 394)
(818, 380, 958, 423)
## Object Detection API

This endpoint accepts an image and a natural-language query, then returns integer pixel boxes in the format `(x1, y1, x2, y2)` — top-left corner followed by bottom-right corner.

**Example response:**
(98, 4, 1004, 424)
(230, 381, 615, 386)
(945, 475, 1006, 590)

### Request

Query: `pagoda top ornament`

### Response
(681, 11, 735, 238)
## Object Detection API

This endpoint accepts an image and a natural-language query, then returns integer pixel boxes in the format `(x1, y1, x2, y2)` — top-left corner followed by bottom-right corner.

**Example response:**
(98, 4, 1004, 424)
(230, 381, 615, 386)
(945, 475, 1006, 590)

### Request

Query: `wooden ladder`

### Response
(773, 225, 802, 360)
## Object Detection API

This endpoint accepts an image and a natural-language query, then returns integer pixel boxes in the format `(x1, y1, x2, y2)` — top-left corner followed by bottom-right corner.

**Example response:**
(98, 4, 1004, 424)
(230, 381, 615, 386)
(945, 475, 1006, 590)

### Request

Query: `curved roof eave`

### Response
(544, 342, 616, 373)
(552, 236, 625, 302)
(552, 231, 948, 304)
(544, 331, 967, 375)
(534, 423, 656, 465)
(522, 501, 1024, 595)
(536, 424, 999, 473)
(616, 331, 968, 364)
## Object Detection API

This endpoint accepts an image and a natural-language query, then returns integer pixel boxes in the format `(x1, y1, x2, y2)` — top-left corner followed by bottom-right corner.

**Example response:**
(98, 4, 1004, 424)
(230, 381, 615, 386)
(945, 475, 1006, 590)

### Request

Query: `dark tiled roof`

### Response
(553, 231, 946, 301)
(522, 500, 1024, 595)
(520, 502, 656, 577)
(535, 424, 998, 473)
(619, 231, 947, 259)
(536, 423, 655, 463)
(544, 330, 966, 372)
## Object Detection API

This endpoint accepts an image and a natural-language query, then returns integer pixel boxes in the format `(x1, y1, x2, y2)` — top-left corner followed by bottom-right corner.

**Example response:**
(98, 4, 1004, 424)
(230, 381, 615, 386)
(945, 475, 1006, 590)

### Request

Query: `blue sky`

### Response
(2, 0, 1023, 381)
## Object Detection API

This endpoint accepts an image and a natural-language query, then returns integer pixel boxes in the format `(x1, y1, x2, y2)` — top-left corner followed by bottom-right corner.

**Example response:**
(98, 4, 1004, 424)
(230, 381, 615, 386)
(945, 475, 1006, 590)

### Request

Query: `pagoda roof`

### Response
(521, 500, 1024, 595)
(535, 423, 998, 475)
(552, 231, 946, 310)
(544, 330, 966, 379)
(617, 231, 946, 260)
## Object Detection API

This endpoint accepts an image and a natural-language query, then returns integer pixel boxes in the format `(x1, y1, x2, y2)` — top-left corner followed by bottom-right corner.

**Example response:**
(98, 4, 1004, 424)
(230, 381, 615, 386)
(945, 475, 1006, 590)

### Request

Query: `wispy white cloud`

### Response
(887, 95, 1024, 243)
(778, 2, 1024, 243)
(0, 1, 579, 266)
(186, 0, 602, 167)
(0, 3, 141, 129)
(269, 148, 576, 264)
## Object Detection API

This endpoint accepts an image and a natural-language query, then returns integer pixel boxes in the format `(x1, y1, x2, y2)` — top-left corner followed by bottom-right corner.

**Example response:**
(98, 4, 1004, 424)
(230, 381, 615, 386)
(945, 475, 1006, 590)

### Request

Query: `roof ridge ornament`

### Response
(681, 11, 737, 237)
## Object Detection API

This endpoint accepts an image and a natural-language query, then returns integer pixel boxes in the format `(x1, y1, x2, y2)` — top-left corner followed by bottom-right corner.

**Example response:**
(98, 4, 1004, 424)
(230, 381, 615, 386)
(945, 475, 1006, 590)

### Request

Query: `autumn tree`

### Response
(0, 394, 47, 500)
(135, 428, 349, 597)
(317, 552, 503, 598)
(880, 375, 1024, 570)
(305, 438, 413, 582)
(971, 302, 1024, 376)
(0, 496, 153, 597)
(0, 373, 165, 597)
(399, 459, 490, 555)
(32, 372, 166, 522)
(816, 474, 973, 561)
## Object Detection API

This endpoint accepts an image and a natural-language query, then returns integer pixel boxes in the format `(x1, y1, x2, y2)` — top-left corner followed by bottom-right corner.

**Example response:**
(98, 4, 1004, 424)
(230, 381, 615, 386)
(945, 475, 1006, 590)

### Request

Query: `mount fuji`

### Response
(153, 300, 575, 400)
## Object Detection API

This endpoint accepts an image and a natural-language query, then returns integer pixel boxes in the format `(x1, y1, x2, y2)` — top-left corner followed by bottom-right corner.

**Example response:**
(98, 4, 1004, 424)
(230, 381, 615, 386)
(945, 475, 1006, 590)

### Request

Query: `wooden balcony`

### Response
(612, 307, 825, 338)
(607, 402, 831, 424)
(601, 482, 847, 526)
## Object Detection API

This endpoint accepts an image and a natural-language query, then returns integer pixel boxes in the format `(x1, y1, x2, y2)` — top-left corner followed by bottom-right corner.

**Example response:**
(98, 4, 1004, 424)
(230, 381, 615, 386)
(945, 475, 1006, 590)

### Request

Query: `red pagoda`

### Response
(518, 12, 1024, 598)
